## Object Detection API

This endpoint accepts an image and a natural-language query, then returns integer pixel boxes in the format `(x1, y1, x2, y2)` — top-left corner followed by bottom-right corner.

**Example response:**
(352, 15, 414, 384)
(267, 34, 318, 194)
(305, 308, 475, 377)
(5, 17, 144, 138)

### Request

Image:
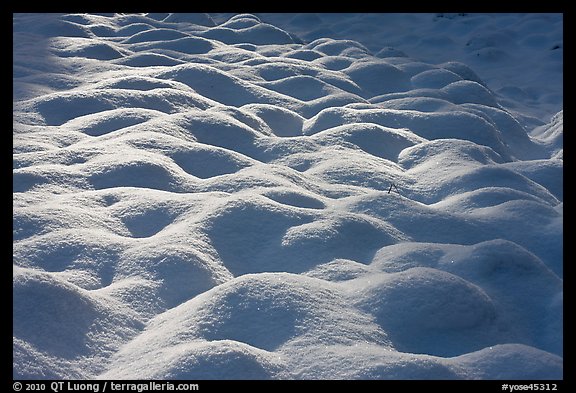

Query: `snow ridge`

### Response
(13, 13, 562, 379)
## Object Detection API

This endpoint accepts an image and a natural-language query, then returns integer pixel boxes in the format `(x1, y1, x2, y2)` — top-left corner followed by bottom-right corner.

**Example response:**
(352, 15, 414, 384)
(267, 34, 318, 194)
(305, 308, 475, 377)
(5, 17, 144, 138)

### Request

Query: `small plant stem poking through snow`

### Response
(388, 183, 400, 195)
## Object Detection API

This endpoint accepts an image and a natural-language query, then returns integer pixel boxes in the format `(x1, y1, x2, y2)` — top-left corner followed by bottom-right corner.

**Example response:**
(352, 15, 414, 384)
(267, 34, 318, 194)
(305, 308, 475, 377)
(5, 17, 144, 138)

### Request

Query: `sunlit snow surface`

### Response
(13, 13, 562, 379)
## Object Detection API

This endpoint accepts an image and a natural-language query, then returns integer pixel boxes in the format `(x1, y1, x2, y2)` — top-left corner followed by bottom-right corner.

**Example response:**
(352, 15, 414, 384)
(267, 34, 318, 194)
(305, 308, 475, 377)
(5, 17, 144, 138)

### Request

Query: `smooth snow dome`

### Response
(13, 13, 562, 380)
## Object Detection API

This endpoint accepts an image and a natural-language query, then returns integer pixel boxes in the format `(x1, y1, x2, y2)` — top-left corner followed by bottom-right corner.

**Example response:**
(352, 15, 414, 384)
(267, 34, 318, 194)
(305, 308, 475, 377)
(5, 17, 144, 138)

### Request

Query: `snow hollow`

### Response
(13, 12, 562, 380)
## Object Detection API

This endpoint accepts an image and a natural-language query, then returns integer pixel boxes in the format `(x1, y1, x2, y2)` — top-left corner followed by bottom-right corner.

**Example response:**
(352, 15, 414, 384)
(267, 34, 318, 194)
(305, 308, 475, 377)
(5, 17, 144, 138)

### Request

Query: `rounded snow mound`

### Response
(102, 340, 288, 380)
(349, 267, 497, 356)
(13, 266, 144, 379)
(101, 273, 390, 378)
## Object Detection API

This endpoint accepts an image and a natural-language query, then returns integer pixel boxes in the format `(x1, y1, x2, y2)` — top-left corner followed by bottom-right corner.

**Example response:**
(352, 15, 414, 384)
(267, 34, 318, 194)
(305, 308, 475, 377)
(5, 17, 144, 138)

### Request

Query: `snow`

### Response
(13, 13, 562, 380)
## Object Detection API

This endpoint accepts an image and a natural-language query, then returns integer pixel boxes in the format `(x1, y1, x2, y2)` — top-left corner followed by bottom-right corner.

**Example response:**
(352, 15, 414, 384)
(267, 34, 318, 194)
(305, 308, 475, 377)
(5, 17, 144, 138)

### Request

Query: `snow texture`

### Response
(13, 13, 562, 380)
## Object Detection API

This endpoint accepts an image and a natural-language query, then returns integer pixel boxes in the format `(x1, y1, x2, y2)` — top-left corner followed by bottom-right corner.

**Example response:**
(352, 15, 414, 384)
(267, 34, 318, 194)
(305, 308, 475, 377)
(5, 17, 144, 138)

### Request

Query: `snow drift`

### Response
(13, 13, 562, 379)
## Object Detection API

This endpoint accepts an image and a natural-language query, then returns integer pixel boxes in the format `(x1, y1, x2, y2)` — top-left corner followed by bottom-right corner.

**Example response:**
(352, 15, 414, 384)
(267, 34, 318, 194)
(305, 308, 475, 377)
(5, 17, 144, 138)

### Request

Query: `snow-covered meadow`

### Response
(13, 13, 562, 379)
